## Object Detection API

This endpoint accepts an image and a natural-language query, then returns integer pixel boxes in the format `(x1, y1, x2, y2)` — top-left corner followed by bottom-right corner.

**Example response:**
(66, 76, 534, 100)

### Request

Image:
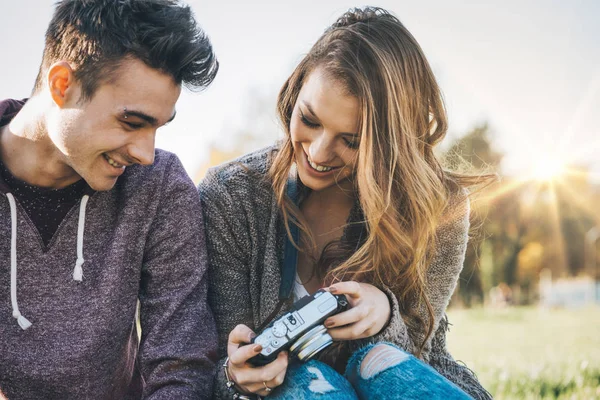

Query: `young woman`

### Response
(200, 7, 491, 400)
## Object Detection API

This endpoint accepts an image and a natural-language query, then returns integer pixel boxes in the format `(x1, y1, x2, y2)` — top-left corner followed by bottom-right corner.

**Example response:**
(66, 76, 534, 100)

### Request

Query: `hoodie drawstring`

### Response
(7, 193, 32, 330)
(73, 194, 89, 281)
(6, 193, 90, 330)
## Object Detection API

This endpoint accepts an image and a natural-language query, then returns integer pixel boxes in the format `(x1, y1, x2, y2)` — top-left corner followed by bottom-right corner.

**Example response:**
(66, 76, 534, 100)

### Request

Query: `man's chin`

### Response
(85, 177, 119, 191)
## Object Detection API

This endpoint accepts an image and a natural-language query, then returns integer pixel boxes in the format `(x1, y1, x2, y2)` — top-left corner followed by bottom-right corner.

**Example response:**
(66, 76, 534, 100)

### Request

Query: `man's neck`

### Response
(0, 98, 80, 189)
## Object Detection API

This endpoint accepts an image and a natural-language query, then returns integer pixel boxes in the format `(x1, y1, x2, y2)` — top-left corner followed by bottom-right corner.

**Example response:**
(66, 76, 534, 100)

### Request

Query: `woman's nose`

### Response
(308, 133, 335, 165)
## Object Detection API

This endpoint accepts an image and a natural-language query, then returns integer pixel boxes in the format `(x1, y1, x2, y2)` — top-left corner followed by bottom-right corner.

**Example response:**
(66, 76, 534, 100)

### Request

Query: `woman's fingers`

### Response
(324, 304, 368, 328)
(229, 343, 263, 366)
(254, 366, 287, 398)
(327, 317, 374, 340)
(328, 281, 362, 299)
(234, 351, 289, 386)
(227, 324, 256, 359)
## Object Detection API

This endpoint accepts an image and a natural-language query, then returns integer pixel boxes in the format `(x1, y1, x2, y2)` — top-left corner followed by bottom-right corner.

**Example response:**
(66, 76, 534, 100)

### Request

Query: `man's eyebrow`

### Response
(121, 109, 177, 126)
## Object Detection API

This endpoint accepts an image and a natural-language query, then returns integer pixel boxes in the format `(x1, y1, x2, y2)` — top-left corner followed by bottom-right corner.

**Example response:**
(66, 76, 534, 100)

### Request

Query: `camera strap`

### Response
(278, 175, 300, 300)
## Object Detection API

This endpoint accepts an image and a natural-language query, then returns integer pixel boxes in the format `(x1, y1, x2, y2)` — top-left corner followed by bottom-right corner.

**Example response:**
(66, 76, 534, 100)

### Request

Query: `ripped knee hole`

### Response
(360, 344, 409, 379)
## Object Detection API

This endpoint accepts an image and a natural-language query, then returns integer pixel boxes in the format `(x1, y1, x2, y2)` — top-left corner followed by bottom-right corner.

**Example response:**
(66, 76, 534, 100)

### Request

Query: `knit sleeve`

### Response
(413, 190, 472, 358)
(138, 154, 218, 399)
(198, 168, 255, 400)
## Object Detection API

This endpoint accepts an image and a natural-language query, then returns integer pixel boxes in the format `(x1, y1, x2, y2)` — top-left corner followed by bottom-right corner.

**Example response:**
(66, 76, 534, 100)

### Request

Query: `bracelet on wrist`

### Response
(223, 357, 258, 400)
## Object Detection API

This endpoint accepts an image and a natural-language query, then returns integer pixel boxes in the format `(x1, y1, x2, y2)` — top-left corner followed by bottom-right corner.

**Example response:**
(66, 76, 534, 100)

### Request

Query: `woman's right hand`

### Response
(227, 324, 289, 397)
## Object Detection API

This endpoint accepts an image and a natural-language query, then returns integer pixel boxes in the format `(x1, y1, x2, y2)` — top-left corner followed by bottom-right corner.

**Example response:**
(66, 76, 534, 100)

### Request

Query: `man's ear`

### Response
(47, 61, 80, 108)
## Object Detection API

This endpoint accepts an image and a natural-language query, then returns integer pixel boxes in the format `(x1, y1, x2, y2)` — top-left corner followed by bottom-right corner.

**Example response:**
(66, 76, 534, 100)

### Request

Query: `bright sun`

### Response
(531, 154, 566, 181)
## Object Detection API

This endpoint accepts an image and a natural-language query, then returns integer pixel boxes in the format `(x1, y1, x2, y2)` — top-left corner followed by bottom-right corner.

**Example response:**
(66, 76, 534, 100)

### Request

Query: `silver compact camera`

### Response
(249, 289, 349, 366)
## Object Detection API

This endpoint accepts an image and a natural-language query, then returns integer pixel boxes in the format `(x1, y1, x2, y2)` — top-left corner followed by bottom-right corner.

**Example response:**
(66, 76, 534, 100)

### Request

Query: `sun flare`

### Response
(530, 154, 566, 182)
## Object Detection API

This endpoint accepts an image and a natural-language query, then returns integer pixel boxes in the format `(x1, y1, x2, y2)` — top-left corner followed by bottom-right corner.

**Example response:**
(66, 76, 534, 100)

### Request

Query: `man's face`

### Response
(47, 57, 181, 191)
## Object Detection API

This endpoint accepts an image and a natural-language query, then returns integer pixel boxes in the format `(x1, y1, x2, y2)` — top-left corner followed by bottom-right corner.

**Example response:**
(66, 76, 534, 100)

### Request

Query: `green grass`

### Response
(446, 306, 600, 399)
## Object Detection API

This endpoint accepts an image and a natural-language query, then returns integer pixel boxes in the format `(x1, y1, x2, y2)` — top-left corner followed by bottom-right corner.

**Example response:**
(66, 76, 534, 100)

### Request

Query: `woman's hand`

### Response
(324, 281, 391, 340)
(227, 324, 289, 397)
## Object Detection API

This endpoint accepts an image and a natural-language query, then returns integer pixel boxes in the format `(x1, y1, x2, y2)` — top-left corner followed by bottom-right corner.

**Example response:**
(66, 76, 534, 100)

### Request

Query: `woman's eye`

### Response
(344, 138, 360, 149)
(300, 112, 320, 129)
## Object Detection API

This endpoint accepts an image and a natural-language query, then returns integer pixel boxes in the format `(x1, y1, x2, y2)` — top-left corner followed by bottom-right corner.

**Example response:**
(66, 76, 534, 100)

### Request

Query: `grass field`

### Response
(446, 306, 600, 399)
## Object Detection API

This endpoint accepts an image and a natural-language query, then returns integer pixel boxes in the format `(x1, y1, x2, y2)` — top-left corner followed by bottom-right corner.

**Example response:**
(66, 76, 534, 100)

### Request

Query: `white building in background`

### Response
(540, 269, 600, 308)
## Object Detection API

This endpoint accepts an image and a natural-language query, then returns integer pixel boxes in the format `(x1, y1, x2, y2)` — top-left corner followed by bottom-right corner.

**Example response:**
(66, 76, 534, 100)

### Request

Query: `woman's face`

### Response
(290, 68, 360, 193)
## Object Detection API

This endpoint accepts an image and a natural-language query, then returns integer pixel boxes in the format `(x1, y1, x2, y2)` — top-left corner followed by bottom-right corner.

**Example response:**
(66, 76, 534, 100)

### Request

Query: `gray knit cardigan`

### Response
(199, 146, 492, 399)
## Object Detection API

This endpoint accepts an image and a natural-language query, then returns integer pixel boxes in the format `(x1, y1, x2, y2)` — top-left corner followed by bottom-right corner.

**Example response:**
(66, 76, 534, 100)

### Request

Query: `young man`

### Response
(0, 1, 219, 399)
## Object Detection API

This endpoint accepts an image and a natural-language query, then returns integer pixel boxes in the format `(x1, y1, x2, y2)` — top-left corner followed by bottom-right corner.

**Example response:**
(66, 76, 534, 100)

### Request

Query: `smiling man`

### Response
(0, 1, 219, 399)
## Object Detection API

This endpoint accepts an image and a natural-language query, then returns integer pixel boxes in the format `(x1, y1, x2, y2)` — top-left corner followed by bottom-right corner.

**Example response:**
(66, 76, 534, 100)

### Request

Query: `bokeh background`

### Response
(2, 1, 599, 398)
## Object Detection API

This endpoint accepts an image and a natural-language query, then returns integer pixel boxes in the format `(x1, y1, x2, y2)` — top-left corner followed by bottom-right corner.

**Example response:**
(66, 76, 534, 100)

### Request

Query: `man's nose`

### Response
(128, 130, 156, 166)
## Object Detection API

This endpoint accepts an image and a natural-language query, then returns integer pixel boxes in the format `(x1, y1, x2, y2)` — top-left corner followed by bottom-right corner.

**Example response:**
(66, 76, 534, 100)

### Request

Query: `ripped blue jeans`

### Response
(267, 342, 471, 399)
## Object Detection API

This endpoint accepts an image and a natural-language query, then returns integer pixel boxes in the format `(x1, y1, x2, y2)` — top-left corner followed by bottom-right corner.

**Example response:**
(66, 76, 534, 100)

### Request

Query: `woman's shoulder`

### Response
(198, 145, 277, 198)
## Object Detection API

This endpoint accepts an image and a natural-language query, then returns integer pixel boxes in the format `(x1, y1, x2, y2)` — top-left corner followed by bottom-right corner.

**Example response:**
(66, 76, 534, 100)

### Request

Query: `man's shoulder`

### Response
(123, 149, 186, 183)
(116, 149, 193, 198)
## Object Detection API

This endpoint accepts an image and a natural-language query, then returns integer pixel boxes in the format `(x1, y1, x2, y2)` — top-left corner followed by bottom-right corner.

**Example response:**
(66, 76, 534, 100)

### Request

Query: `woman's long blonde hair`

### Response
(269, 7, 472, 355)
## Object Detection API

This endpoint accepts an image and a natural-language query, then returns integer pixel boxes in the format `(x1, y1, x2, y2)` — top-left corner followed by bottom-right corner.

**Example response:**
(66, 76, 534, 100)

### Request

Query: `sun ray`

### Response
(558, 68, 600, 150)
(544, 180, 569, 275)
(563, 166, 593, 181)
(474, 176, 530, 205)
(553, 179, 600, 224)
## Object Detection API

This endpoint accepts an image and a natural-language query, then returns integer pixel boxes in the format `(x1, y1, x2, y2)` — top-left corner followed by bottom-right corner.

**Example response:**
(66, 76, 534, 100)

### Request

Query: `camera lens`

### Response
(290, 325, 333, 361)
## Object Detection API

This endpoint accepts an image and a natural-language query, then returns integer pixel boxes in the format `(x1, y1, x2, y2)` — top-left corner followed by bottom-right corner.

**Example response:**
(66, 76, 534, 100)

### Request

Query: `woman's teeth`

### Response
(104, 154, 123, 168)
(307, 157, 333, 172)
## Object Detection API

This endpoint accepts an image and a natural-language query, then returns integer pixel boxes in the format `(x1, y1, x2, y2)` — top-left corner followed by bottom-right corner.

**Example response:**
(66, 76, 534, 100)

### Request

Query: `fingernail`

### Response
(253, 344, 262, 352)
(249, 332, 256, 341)
(328, 286, 338, 294)
(325, 320, 334, 328)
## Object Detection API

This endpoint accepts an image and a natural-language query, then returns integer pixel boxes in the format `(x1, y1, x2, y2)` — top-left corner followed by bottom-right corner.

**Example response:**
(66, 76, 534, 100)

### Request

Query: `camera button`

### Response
(271, 340, 280, 347)
(272, 322, 287, 338)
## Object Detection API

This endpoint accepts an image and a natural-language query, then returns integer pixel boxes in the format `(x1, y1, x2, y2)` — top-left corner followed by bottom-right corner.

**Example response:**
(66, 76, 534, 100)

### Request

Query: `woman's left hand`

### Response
(323, 281, 391, 340)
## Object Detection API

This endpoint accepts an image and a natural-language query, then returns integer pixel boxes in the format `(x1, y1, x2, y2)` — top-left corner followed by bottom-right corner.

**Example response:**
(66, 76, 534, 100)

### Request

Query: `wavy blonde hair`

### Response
(269, 7, 472, 355)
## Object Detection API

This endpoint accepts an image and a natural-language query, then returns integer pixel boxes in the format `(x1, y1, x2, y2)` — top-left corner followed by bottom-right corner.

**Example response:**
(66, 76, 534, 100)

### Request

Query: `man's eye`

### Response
(124, 121, 143, 129)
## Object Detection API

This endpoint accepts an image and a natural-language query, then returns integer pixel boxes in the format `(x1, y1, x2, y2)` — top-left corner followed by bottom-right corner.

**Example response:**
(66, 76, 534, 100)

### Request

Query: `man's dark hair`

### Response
(33, 0, 218, 100)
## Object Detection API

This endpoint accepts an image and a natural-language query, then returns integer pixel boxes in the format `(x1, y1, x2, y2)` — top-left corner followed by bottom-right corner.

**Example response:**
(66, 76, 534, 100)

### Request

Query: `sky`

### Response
(1, 0, 599, 179)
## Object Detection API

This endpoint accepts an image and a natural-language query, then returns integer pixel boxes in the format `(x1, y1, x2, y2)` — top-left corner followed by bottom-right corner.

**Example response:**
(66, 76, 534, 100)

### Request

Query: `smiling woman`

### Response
(199, 6, 492, 400)
(289, 67, 360, 195)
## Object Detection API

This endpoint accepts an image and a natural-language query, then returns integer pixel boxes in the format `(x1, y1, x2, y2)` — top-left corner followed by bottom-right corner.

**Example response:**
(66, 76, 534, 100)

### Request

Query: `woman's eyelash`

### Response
(344, 138, 360, 149)
(300, 112, 320, 128)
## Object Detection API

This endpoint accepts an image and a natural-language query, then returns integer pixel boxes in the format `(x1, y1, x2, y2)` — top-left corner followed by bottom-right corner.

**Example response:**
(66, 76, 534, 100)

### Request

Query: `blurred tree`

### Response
(443, 122, 599, 306)
(554, 168, 596, 276)
(194, 86, 281, 182)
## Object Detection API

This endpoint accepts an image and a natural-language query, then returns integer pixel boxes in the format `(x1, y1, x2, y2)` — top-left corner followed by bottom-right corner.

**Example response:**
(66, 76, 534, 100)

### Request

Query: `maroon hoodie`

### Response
(0, 99, 217, 399)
